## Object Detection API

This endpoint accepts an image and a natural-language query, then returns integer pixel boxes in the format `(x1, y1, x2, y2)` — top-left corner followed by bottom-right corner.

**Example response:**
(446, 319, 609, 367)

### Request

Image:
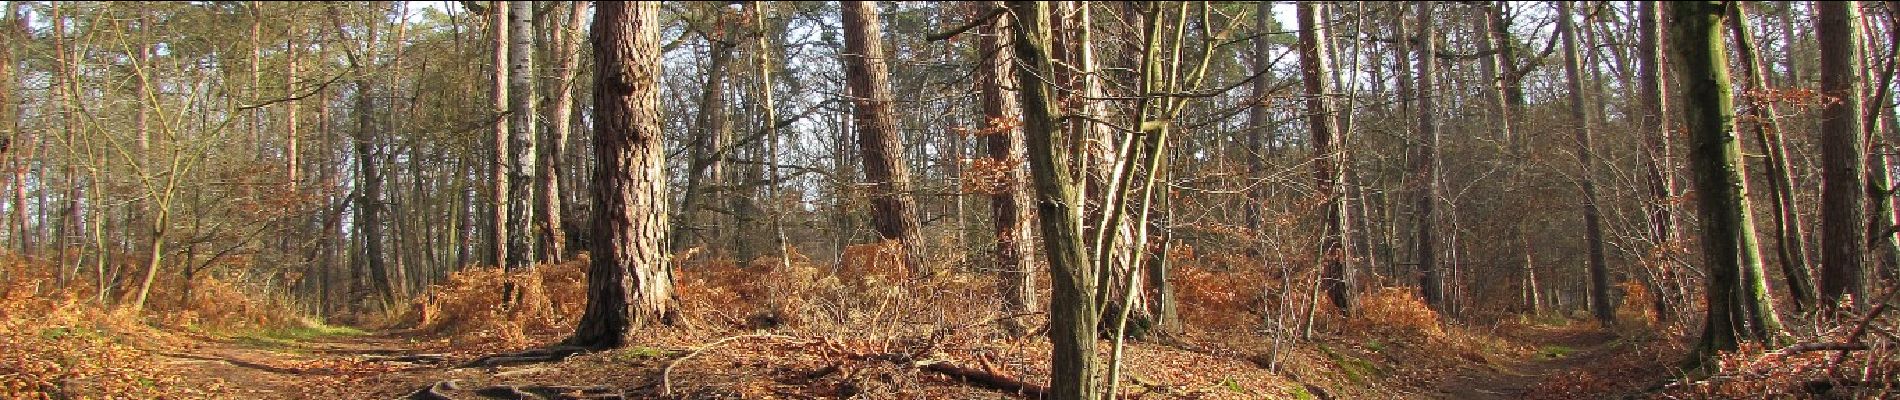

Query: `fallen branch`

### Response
(662, 333, 800, 397)
(918, 360, 1047, 398)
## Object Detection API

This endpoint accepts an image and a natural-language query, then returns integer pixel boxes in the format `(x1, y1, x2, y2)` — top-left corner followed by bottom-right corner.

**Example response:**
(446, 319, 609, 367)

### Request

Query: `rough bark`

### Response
(567, 1, 674, 349)
(978, 0, 1037, 337)
(1557, 0, 1615, 326)
(1817, 0, 1869, 312)
(1007, 2, 1099, 399)
(840, 1, 927, 274)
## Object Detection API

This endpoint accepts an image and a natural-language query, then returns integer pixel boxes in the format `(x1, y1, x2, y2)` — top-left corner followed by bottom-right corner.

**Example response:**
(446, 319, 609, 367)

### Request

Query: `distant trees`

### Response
(1556, 0, 1614, 326)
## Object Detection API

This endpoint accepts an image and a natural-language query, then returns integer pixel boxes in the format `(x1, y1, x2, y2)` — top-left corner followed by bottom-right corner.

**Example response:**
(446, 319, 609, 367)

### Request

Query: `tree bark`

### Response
(840, 1, 927, 274)
(537, 1, 585, 264)
(490, 0, 510, 268)
(978, 0, 1037, 337)
(505, 0, 539, 271)
(567, 1, 674, 349)
(1008, 2, 1099, 398)
(1412, 1, 1444, 312)
(1557, 0, 1615, 326)
(1298, 1, 1354, 313)
(672, 6, 738, 255)
(1672, 1, 1783, 365)
(1728, 1, 1817, 312)
(1817, 0, 1869, 312)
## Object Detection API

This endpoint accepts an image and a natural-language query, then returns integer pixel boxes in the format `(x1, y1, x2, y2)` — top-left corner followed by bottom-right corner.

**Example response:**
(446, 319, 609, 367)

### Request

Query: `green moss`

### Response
(230, 320, 365, 349)
(612, 346, 676, 362)
(1288, 385, 1316, 400)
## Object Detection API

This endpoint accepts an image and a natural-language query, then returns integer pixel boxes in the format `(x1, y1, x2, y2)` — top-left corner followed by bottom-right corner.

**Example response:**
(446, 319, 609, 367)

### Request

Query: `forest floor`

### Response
(145, 319, 1672, 399)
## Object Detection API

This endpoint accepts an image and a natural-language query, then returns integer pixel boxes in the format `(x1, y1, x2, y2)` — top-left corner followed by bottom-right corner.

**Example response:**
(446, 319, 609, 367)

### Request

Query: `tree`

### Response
(1637, 0, 1685, 317)
(537, 1, 586, 264)
(839, 1, 926, 274)
(1556, 0, 1614, 325)
(1008, 2, 1098, 398)
(1412, 0, 1444, 312)
(1728, 1, 1817, 312)
(1671, 0, 1784, 366)
(505, 0, 538, 271)
(1298, 0, 1353, 314)
(489, 0, 510, 268)
(977, 0, 1036, 337)
(1818, 0, 1869, 311)
(567, 0, 674, 349)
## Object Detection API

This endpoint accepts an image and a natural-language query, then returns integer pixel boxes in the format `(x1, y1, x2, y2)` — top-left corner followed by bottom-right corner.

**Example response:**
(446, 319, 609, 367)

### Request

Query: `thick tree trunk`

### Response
(1298, 2, 1353, 313)
(1672, 1, 1783, 365)
(1557, 0, 1615, 326)
(1008, 2, 1099, 398)
(1637, 1, 1683, 319)
(1412, 1, 1444, 312)
(567, 1, 674, 349)
(1817, 0, 1869, 312)
(840, 1, 927, 274)
(978, 0, 1037, 337)
(1728, 2, 1817, 312)
(505, 0, 538, 271)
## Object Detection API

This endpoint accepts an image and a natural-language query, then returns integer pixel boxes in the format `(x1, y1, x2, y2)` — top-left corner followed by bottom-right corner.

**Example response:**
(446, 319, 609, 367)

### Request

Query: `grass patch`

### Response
(1537, 345, 1575, 359)
(1319, 344, 1378, 384)
(229, 319, 366, 349)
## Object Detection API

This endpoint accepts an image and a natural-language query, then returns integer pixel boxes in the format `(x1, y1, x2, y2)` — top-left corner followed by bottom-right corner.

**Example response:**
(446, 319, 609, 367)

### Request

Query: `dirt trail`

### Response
(1433, 328, 1621, 400)
(156, 331, 451, 399)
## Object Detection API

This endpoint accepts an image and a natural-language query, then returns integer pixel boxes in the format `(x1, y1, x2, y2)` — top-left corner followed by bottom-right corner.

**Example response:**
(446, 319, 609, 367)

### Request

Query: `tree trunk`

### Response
(354, 78, 395, 310)
(672, 6, 738, 255)
(840, 1, 927, 274)
(1817, 0, 1869, 312)
(1728, 1, 1817, 312)
(536, 1, 585, 264)
(1672, 1, 1783, 366)
(490, 0, 510, 268)
(978, 0, 1037, 337)
(1557, 0, 1615, 326)
(1412, 1, 1444, 312)
(1008, 2, 1099, 398)
(567, 1, 674, 349)
(1298, 1, 1353, 313)
(505, 0, 538, 271)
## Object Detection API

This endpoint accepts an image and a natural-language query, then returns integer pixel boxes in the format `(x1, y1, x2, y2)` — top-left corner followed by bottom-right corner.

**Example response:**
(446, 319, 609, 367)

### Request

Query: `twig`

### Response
(662, 333, 799, 397)
(926, 6, 1007, 42)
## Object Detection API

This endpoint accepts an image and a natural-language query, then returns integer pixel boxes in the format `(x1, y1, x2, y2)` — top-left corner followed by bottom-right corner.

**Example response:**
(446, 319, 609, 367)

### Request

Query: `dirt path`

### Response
(155, 331, 452, 399)
(1433, 328, 1621, 400)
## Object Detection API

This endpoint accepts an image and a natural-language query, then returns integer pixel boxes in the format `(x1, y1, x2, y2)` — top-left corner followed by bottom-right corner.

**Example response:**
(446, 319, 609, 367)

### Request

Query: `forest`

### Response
(1, 0, 1897, 399)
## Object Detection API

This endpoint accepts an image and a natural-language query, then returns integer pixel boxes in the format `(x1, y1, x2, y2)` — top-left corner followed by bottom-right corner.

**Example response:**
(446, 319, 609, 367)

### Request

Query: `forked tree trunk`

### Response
(567, 1, 674, 349)
(840, 1, 927, 274)
(1298, 1, 1353, 313)
(1728, 1, 1817, 312)
(1008, 2, 1099, 399)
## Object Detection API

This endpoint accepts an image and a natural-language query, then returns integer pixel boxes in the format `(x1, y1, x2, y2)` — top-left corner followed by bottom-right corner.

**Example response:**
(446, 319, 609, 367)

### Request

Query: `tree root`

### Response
(461, 346, 593, 368)
(917, 360, 1047, 398)
(402, 380, 626, 399)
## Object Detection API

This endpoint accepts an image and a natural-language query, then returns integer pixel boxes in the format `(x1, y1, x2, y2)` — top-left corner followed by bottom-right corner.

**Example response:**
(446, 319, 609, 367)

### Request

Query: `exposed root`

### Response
(461, 346, 594, 368)
(402, 380, 626, 399)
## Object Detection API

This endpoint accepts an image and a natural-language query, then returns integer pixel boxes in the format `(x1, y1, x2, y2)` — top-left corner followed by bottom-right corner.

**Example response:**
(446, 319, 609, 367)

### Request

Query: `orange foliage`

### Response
(408, 257, 588, 350)
(1346, 287, 1445, 338)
